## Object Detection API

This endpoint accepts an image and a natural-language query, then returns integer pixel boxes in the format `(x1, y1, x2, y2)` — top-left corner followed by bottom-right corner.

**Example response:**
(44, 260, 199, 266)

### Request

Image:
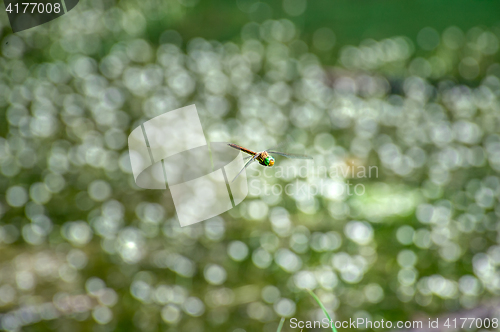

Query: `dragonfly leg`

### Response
(232, 154, 259, 183)
(244, 151, 261, 160)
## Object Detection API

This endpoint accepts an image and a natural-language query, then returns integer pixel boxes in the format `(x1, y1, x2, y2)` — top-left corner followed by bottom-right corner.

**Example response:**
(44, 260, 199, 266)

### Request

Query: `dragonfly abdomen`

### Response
(228, 143, 256, 156)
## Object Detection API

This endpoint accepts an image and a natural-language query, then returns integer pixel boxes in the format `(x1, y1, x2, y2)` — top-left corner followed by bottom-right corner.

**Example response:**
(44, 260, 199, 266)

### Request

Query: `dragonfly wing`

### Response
(266, 151, 313, 160)
(265, 136, 313, 159)
(264, 136, 292, 153)
(232, 154, 258, 183)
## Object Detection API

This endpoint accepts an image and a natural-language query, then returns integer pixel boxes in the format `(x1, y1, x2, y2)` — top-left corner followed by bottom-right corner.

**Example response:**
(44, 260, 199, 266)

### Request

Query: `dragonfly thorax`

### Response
(259, 151, 275, 167)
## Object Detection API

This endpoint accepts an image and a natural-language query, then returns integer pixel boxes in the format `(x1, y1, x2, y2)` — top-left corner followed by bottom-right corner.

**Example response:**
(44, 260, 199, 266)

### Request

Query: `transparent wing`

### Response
(264, 136, 293, 153)
(265, 136, 312, 160)
(266, 150, 313, 160)
(232, 154, 258, 183)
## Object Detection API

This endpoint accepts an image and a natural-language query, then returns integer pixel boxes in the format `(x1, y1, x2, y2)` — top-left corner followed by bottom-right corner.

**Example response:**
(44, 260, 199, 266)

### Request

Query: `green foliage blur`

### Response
(0, 0, 500, 331)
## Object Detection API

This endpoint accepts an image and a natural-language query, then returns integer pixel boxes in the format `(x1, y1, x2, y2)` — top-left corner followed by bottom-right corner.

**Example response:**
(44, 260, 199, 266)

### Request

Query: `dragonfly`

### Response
(227, 143, 313, 182)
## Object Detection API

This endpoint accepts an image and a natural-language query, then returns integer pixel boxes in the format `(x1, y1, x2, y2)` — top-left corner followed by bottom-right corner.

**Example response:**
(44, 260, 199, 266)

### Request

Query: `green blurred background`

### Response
(0, 0, 500, 331)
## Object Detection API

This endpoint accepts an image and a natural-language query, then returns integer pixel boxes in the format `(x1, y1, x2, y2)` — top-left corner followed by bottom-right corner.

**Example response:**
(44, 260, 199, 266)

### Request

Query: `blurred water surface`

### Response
(0, 1, 500, 331)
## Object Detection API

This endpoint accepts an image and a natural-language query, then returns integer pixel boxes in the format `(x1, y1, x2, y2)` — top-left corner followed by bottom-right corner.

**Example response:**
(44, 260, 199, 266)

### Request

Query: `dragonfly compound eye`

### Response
(268, 158, 275, 166)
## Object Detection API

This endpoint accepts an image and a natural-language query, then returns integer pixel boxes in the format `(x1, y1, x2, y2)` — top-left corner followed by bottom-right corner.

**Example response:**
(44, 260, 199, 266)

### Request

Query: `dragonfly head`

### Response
(266, 156, 275, 166)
